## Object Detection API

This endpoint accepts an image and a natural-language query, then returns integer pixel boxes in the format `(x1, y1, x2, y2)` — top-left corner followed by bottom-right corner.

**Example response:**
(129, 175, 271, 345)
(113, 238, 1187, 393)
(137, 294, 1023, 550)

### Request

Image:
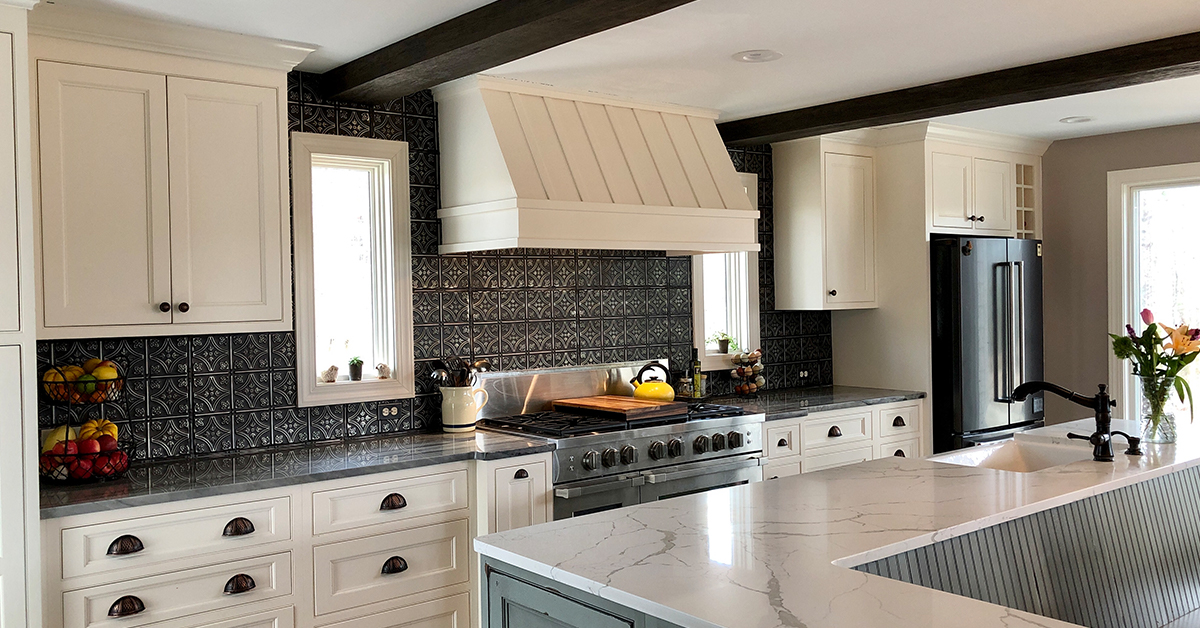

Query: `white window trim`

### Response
(291, 132, 415, 406)
(1106, 161, 1200, 421)
(692, 172, 761, 371)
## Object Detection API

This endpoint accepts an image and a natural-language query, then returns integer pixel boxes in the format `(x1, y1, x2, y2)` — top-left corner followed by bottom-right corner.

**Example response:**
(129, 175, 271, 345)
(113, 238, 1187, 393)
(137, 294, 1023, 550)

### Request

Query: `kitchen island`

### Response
(476, 419, 1200, 628)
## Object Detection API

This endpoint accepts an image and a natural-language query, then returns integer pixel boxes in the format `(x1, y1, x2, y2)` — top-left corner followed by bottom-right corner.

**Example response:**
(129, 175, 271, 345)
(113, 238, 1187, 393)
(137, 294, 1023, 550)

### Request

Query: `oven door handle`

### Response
(553, 475, 644, 499)
(642, 457, 764, 484)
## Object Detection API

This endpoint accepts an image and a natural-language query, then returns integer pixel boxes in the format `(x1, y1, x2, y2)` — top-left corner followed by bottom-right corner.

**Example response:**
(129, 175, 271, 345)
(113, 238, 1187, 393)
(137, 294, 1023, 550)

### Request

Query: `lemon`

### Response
(82, 358, 102, 373)
(91, 366, 119, 381)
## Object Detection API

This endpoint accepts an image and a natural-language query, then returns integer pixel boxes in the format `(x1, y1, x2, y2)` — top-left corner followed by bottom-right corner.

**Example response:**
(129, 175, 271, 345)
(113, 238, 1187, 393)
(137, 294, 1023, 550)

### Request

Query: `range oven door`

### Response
(553, 474, 644, 520)
(639, 457, 763, 503)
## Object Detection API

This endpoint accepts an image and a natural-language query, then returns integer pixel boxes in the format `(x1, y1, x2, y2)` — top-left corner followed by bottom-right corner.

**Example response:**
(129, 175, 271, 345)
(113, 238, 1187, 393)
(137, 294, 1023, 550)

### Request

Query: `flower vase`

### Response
(1141, 375, 1177, 444)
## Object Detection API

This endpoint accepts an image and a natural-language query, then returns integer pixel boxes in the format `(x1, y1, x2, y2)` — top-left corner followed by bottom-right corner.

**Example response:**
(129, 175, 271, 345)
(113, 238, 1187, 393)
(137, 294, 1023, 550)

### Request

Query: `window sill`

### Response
(299, 370, 415, 407)
(698, 350, 737, 371)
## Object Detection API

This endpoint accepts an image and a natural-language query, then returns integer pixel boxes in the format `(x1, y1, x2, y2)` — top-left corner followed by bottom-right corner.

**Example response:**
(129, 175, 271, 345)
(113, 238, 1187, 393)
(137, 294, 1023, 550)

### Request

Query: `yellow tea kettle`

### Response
(630, 363, 675, 401)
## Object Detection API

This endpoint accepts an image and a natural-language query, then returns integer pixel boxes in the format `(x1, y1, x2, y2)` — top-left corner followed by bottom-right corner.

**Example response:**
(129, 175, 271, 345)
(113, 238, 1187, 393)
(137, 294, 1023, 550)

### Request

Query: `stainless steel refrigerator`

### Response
(931, 236, 1044, 453)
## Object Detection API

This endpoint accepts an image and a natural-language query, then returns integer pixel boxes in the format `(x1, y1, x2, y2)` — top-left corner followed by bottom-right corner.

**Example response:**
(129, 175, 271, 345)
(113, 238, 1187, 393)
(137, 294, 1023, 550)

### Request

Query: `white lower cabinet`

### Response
(321, 594, 468, 628)
(761, 399, 925, 478)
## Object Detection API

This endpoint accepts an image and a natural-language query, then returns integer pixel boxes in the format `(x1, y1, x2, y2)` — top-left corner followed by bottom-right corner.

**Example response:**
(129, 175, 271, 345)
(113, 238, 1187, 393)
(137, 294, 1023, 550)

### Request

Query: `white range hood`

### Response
(432, 76, 759, 254)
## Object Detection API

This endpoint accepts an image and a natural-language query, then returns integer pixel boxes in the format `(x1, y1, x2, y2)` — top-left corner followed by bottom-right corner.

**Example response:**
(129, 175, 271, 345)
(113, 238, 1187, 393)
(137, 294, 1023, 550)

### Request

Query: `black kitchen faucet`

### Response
(1010, 381, 1142, 462)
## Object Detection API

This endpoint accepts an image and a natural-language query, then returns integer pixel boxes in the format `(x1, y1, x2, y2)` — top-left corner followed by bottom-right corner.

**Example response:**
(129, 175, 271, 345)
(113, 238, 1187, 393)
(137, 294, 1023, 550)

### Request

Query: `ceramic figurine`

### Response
(319, 365, 338, 383)
(376, 363, 391, 380)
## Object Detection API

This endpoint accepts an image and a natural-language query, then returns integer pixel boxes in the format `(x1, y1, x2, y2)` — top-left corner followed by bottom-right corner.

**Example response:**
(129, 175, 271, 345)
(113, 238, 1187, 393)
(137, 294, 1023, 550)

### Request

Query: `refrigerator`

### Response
(930, 235, 1044, 453)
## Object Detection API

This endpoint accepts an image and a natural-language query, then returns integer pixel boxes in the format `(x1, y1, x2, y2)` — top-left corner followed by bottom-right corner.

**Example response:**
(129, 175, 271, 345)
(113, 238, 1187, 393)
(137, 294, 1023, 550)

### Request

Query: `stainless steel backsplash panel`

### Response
(474, 360, 668, 418)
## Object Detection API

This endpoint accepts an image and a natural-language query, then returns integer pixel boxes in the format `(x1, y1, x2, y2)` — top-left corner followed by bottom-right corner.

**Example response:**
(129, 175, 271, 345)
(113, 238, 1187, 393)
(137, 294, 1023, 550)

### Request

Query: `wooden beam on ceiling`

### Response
(718, 30, 1200, 145)
(319, 0, 698, 103)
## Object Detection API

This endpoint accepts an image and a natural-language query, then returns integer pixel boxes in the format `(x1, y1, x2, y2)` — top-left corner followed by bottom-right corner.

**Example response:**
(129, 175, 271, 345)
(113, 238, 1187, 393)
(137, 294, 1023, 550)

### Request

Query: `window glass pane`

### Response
(1136, 183, 1200, 415)
(702, 252, 749, 353)
(312, 164, 377, 377)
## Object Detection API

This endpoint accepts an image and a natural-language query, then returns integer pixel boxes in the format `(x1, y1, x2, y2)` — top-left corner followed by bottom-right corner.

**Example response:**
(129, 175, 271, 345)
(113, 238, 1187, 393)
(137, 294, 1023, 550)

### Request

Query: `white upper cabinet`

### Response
(930, 152, 972, 230)
(972, 157, 1013, 234)
(32, 42, 293, 338)
(773, 138, 877, 310)
(928, 140, 1033, 237)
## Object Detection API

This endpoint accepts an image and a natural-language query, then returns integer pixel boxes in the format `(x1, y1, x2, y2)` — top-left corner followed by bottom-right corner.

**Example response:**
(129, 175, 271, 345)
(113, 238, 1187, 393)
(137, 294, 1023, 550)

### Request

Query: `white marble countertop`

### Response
(475, 418, 1200, 628)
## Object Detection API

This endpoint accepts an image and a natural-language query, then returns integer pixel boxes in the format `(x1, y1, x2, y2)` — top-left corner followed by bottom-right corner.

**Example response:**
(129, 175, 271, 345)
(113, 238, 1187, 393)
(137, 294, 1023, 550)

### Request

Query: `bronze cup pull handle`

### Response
(828, 425, 842, 438)
(223, 574, 256, 595)
(108, 595, 145, 617)
(106, 534, 145, 556)
(380, 493, 407, 511)
(514, 468, 529, 479)
(777, 438, 788, 447)
(222, 517, 255, 537)
(894, 449, 906, 457)
(381, 556, 409, 575)
(892, 416, 906, 427)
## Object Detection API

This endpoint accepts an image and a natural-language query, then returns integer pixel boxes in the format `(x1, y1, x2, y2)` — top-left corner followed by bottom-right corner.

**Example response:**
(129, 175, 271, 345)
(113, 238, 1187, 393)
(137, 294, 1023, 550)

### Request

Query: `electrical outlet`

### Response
(380, 405, 401, 417)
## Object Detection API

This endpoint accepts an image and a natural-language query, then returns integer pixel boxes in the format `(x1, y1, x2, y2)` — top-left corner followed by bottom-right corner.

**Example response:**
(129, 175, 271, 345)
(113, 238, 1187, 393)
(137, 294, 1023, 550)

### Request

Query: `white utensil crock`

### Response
(440, 386, 488, 433)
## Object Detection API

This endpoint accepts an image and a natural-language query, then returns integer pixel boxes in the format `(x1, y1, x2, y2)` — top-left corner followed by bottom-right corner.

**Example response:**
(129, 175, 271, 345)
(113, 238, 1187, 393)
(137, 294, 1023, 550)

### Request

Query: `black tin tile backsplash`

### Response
(37, 72, 833, 461)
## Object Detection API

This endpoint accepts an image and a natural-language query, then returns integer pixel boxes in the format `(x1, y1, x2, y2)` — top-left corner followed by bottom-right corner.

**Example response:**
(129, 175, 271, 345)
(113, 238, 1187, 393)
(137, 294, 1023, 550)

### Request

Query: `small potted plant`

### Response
(348, 356, 364, 381)
(707, 332, 738, 354)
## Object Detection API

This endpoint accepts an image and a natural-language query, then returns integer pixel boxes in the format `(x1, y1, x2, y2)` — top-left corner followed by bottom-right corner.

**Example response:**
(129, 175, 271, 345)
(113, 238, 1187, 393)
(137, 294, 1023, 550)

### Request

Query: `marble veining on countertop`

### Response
(41, 430, 553, 519)
(476, 419, 1200, 628)
(710, 385, 925, 421)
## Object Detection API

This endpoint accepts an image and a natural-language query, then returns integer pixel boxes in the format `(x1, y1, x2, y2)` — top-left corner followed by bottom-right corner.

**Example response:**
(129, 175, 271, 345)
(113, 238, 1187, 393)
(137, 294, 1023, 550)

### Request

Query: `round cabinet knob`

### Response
(828, 289, 837, 297)
(968, 215, 978, 221)
(158, 302, 171, 313)
(892, 416, 906, 428)
(977, 215, 985, 223)
(621, 445, 638, 465)
(728, 431, 745, 449)
(828, 425, 843, 438)
(648, 441, 666, 460)
(667, 438, 684, 458)
(176, 302, 190, 313)
(108, 595, 145, 618)
(693, 435, 710, 454)
(601, 448, 618, 468)
(582, 450, 600, 470)
(711, 433, 726, 451)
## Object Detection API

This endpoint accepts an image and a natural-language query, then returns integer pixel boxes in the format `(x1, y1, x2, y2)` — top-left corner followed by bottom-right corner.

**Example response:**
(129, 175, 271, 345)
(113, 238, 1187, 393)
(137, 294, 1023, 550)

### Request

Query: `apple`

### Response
(51, 440, 78, 465)
(77, 438, 101, 455)
(108, 450, 129, 474)
(92, 455, 112, 477)
(97, 435, 119, 452)
(68, 457, 93, 479)
(38, 452, 55, 474)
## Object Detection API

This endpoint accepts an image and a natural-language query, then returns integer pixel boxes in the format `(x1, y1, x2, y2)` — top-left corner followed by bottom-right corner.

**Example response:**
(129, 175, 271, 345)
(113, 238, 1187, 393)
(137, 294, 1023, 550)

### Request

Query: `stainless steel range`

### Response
(473, 363, 765, 519)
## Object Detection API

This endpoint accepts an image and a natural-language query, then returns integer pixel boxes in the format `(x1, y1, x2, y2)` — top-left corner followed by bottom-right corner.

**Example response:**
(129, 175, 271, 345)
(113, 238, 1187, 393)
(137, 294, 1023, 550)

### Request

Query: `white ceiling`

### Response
(37, 0, 1200, 139)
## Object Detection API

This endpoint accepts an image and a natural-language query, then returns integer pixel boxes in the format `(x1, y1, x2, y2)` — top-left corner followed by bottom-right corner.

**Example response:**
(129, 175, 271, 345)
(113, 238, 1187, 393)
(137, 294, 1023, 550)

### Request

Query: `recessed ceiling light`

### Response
(1059, 116, 1094, 124)
(733, 49, 782, 63)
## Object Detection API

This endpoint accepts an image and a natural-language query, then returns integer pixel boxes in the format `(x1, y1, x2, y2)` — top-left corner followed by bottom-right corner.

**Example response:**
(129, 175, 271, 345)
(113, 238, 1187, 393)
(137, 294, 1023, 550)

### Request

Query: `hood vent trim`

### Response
(434, 76, 760, 254)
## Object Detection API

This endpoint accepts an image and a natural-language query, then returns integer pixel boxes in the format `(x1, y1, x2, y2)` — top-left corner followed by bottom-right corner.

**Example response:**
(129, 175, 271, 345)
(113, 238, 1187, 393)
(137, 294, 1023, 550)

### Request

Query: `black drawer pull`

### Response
(222, 517, 255, 537)
(381, 556, 409, 575)
(828, 426, 842, 438)
(892, 416, 906, 428)
(106, 534, 144, 556)
(777, 438, 788, 448)
(223, 574, 256, 595)
(380, 493, 407, 511)
(514, 468, 529, 479)
(894, 449, 906, 457)
(108, 595, 145, 617)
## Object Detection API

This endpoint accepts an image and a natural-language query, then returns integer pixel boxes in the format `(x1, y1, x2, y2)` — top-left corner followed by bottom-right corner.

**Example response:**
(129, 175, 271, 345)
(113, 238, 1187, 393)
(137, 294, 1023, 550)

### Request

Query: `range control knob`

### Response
(711, 432, 726, 451)
(582, 450, 600, 471)
(601, 448, 619, 468)
(621, 445, 638, 465)
(728, 431, 745, 449)
(667, 438, 684, 458)
(694, 435, 710, 454)
(648, 441, 666, 460)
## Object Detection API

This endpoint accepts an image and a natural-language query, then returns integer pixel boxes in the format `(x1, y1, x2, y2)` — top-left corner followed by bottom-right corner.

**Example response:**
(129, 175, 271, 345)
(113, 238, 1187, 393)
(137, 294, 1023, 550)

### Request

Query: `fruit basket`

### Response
(40, 361, 125, 405)
(729, 349, 767, 396)
(39, 359, 131, 484)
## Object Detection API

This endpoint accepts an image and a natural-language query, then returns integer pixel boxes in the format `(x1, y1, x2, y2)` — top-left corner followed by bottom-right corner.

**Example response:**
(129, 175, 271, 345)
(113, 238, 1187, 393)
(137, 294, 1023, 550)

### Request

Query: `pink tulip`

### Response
(1141, 309, 1155, 325)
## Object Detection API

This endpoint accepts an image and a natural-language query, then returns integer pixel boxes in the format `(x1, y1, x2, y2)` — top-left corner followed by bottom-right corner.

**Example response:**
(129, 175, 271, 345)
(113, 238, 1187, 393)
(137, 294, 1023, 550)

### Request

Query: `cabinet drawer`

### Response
(877, 438, 920, 460)
(312, 469, 468, 536)
(173, 607, 294, 628)
(802, 411, 871, 452)
(875, 404, 919, 440)
(804, 445, 873, 473)
(492, 460, 549, 533)
(765, 423, 799, 458)
(61, 496, 291, 580)
(762, 458, 801, 481)
(319, 593, 468, 628)
(313, 519, 469, 616)
(63, 552, 292, 628)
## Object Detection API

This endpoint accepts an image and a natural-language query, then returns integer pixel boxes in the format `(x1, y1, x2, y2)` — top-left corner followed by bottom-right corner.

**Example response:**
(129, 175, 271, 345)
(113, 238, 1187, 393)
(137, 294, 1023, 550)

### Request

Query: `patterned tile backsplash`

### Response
(36, 72, 832, 461)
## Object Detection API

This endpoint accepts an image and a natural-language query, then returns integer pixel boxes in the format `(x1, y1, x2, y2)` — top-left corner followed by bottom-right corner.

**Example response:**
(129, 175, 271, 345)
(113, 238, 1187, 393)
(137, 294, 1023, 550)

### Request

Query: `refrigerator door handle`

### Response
(995, 262, 1013, 403)
(1013, 261, 1026, 390)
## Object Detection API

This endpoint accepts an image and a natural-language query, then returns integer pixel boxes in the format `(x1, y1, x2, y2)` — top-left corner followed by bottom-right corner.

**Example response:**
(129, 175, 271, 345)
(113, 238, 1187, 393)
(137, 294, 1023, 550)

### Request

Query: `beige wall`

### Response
(1042, 122, 1200, 421)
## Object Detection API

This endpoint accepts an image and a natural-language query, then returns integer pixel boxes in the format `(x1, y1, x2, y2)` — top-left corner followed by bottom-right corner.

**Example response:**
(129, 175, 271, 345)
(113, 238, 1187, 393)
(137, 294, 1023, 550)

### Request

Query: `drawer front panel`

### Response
(802, 411, 871, 452)
(804, 445, 873, 473)
(61, 496, 291, 580)
(762, 459, 801, 481)
(877, 438, 920, 460)
(166, 607, 294, 628)
(320, 593, 469, 628)
(875, 404, 920, 440)
(313, 519, 469, 616)
(312, 470, 468, 536)
(765, 423, 799, 459)
(63, 552, 292, 628)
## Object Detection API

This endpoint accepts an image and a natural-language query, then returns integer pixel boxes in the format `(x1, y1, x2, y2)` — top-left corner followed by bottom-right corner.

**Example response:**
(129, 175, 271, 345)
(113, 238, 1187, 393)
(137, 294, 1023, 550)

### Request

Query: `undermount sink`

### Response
(928, 439, 1093, 473)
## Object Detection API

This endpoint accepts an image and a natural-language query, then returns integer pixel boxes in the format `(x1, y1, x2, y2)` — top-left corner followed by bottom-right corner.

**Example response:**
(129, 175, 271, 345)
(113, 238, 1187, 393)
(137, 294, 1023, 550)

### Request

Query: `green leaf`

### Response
(1180, 377, 1196, 423)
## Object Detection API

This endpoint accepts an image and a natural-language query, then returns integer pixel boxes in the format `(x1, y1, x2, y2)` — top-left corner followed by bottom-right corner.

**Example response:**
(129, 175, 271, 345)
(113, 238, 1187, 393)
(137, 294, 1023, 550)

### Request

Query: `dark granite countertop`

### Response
(710, 385, 926, 422)
(41, 431, 554, 519)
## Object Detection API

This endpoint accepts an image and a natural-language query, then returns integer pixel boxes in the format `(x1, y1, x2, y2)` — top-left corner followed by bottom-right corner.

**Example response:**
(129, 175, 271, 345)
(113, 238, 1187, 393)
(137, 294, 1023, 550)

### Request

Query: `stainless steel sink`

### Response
(927, 439, 1093, 473)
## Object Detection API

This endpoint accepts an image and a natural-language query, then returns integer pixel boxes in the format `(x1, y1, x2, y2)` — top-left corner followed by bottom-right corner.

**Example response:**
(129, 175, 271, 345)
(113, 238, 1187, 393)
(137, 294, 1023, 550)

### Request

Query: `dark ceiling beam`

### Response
(320, 0, 698, 103)
(718, 30, 1200, 145)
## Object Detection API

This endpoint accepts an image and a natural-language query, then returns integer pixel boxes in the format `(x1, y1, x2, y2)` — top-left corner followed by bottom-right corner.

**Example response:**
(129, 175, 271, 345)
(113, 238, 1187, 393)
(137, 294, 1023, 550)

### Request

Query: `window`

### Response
(292, 133, 414, 406)
(1108, 163, 1200, 422)
(692, 173, 760, 369)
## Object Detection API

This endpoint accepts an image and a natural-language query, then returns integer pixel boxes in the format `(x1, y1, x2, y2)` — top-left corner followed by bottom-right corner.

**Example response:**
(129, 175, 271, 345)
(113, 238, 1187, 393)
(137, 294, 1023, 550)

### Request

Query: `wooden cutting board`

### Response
(552, 395, 688, 420)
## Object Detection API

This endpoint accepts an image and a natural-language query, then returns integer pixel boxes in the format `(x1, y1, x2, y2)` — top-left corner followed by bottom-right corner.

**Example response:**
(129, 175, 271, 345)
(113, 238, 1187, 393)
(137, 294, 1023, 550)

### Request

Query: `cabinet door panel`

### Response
(973, 157, 1013, 234)
(492, 460, 548, 533)
(38, 62, 171, 327)
(0, 346, 27, 627)
(0, 34, 16, 333)
(166, 77, 283, 324)
(489, 570, 634, 628)
(823, 153, 875, 304)
(930, 152, 973, 229)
